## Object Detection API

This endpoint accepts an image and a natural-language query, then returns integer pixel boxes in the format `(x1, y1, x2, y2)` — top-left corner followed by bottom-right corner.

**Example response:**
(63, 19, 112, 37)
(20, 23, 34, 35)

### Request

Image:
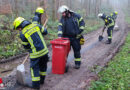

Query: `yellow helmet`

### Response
(13, 17, 25, 30)
(114, 11, 118, 15)
(36, 7, 44, 14)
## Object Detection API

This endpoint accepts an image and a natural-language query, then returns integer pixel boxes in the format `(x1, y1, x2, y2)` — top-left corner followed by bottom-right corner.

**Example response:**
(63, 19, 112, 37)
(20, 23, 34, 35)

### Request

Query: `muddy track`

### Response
(2, 10, 129, 90)
(38, 11, 127, 90)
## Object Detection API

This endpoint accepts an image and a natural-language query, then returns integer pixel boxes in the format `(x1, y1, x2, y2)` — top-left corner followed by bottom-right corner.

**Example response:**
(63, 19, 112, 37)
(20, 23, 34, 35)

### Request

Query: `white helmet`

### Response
(98, 13, 103, 18)
(58, 5, 69, 13)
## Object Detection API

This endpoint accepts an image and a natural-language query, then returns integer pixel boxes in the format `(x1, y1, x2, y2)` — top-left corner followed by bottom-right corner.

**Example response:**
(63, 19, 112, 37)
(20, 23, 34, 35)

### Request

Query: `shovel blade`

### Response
(99, 35, 103, 41)
(17, 64, 25, 72)
(16, 64, 26, 85)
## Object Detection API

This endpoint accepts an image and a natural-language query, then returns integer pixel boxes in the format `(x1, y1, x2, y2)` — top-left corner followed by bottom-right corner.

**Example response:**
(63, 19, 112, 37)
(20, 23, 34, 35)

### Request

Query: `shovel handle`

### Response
(22, 54, 29, 64)
(101, 26, 106, 35)
(43, 18, 48, 27)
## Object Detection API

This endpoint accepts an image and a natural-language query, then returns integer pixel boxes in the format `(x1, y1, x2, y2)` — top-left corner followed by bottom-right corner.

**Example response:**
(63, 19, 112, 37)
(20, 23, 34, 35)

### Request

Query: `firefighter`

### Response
(110, 11, 118, 23)
(32, 7, 44, 25)
(13, 17, 49, 89)
(98, 13, 115, 44)
(58, 5, 85, 69)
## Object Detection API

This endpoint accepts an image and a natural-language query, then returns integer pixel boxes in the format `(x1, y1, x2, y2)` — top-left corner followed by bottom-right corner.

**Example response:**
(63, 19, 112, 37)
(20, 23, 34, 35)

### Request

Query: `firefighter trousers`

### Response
(30, 54, 48, 88)
(69, 37, 81, 65)
(107, 26, 114, 42)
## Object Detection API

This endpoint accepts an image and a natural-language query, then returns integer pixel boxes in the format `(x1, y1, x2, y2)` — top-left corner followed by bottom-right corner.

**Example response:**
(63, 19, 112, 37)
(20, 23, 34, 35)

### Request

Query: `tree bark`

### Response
(14, 0, 18, 17)
(88, 0, 91, 15)
(52, 0, 56, 21)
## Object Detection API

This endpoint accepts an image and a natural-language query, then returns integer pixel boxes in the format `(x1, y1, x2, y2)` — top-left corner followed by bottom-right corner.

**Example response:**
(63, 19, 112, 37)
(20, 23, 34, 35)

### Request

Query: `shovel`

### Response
(99, 27, 105, 41)
(16, 54, 29, 85)
(99, 35, 103, 41)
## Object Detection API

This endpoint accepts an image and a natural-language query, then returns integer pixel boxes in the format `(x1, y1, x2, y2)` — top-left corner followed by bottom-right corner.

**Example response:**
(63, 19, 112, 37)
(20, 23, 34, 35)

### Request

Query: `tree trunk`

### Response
(88, 0, 91, 15)
(41, 0, 48, 24)
(128, 0, 130, 8)
(95, 0, 100, 16)
(52, 0, 56, 21)
(107, 0, 110, 6)
(14, 0, 18, 17)
(69, 0, 72, 9)
(56, 0, 61, 19)
(84, 0, 88, 17)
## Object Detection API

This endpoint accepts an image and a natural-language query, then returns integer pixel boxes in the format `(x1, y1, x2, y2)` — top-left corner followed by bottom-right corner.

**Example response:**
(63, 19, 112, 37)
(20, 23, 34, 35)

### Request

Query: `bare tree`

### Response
(88, 0, 91, 15)
(52, 0, 56, 21)
(56, 0, 61, 19)
(128, 0, 130, 7)
(83, 0, 89, 17)
(40, 0, 48, 24)
(14, 0, 18, 17)
(95, 0, 100, 16)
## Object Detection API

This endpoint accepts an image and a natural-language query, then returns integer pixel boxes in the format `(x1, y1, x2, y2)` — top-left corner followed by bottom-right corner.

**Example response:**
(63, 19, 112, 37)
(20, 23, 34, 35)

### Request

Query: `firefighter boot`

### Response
(74, 61, 81, 69)
(40, 76, 45, 84)
(74, 64, 80, 69)
(25, 78, 40, 90)
(106, 39, 112, 44)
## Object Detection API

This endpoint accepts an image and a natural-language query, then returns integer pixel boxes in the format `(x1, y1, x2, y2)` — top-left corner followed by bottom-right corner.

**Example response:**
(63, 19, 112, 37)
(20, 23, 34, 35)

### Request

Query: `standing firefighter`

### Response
(110, 11, 118, 23)
(98, 13, 115, 44)
(13, 17, 48, 89)
(32, 7, 44, 25)
(58, 5, 85, 69)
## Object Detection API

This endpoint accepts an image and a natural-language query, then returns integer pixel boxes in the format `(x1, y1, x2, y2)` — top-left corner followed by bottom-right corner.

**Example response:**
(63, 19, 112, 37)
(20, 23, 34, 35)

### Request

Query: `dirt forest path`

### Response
(4, 9, 128, 90)
(39, 10, 127, 90)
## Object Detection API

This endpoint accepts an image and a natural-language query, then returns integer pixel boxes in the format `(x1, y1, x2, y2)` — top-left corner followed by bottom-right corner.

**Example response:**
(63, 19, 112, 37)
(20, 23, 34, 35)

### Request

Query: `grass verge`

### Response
(89, 32, 130, 90)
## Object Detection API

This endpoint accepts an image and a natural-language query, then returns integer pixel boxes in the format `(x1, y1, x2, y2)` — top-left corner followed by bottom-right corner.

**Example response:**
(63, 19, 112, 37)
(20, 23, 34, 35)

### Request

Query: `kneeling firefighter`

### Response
(13, 17, 49, 89)
(57, 5, 85, 69)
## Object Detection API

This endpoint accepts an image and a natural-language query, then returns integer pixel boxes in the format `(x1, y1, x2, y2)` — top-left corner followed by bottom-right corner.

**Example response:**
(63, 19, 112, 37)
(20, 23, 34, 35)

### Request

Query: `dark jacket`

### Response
(103, 16, 115, 27)
(32, 12, 42, 25)
(58, 12, 85, 37)
(20, 21, 48, 59)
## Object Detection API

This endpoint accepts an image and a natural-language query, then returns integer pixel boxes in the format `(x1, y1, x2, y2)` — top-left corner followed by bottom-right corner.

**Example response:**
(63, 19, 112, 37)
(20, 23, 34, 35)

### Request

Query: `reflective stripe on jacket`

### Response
(104, 16, 114, 27)
(110, 13, 117, 20)
(20, 23, 48, 59)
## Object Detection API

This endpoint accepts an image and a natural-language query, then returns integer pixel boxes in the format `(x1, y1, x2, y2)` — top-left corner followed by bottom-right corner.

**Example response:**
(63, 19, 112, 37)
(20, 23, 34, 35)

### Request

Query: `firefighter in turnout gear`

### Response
(13, 17, 48, 89)
(32, 7, 44, 25)
(110, 11, 118, 23)
(58, 5, 85, 69)
(98, 13, 115, 44)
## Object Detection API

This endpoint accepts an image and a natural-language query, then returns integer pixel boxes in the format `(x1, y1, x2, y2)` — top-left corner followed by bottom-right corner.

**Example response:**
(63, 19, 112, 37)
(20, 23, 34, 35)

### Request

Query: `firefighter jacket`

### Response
(58, 12, 85, 37)
(32, 12, 42, 25)
(103, 16, 115, 28)
(20, 22, 48, 59)
(110, 12, 117, 21)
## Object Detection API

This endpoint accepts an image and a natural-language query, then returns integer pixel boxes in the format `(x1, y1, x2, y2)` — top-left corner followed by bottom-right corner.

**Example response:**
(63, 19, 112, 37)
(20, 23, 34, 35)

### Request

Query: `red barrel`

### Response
(50, 38, 70, 74)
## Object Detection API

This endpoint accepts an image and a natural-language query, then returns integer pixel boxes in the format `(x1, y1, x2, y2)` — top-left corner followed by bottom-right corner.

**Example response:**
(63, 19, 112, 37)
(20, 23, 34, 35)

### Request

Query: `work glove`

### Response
(80, 35, 85, 45)
(77, 34, 85, 45)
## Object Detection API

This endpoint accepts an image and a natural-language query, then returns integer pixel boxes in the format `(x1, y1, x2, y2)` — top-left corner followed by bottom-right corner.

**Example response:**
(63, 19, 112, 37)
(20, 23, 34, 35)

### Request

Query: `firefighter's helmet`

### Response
(58, 5, 69, 13)
(13, 17, 25, 30)
(36, 7, 44, 14)
(114, 11, 118, 15)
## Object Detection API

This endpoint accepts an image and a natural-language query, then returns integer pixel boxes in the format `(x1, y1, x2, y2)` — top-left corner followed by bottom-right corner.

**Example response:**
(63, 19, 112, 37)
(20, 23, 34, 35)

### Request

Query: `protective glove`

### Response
(80, 35, 85, 45)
